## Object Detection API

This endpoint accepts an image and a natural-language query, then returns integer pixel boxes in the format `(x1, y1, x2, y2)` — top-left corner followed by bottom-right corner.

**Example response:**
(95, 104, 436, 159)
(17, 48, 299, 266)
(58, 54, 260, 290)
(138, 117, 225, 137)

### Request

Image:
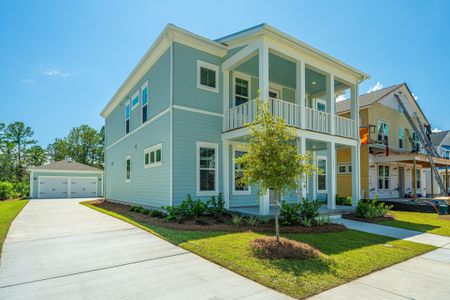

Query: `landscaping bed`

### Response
(342, 212, 395, 223)
(89, 200, 346, 234)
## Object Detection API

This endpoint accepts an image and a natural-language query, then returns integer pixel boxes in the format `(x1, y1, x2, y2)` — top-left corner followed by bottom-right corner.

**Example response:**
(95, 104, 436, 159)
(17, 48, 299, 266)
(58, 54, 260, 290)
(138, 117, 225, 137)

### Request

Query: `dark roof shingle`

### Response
(30, 160, 102, 172)
(430, 131, 449, 146)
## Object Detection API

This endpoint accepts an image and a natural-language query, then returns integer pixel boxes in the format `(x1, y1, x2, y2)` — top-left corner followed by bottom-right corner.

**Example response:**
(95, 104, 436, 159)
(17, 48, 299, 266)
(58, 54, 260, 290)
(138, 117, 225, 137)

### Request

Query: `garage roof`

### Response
(30, 160, 103, 172)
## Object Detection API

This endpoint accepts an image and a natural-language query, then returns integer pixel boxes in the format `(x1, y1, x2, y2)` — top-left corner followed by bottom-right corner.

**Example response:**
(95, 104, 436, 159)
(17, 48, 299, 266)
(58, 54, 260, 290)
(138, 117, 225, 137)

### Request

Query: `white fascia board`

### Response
(30, 169, 104, 174)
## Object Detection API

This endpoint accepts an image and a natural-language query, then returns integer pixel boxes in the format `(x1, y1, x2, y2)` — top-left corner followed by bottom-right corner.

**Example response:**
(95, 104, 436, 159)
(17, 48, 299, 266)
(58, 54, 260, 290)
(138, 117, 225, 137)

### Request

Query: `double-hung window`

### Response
(378, 165, 389, 190)
(416, 169, 421, 189)
(141, 81, 148, 123)
(234, 75, 249, 106)
(131, 91, 139, 110)
(398, 127, 404, 149)
(125, 100, 131, 134)
(197, 60, 219, 93)
(197, 142, 218, 194)
(144, 144, 162, 168)
(125, 155, 131, 182)
(377, 120, 389, 144)
(233, 150, 249, 194)
(317, 157, 327, 192)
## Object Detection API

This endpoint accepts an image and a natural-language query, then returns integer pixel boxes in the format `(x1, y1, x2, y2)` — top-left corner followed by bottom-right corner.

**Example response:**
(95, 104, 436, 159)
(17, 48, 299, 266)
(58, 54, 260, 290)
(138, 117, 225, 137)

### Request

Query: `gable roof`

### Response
(30, 160, 103, 172)
(430, 131, 450, 147)
(336, 84, 403, 113)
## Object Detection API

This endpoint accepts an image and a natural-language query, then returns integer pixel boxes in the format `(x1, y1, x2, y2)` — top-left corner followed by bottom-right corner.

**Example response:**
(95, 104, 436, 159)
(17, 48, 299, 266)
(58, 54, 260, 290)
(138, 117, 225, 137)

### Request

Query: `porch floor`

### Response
(228, 205, 355, 217)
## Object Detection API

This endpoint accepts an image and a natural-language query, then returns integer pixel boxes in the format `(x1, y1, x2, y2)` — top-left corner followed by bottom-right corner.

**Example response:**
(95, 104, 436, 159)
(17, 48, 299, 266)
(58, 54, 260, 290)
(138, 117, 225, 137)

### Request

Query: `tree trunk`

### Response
(274, 188, 280, 242)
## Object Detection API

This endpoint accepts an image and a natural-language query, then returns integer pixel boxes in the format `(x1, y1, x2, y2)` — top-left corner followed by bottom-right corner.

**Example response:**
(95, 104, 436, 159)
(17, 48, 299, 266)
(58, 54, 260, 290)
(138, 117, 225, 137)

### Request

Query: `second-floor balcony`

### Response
(225, 97, 356, 139)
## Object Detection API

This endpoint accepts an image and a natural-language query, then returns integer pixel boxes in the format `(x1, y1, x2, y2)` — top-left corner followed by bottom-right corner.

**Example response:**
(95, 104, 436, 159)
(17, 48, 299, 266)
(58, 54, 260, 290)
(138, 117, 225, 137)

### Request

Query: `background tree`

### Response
(47, 138, 69, 162)
(25, 145, 47, 167)
(237, 98, 315, 242)
(4, 122, 37, 182)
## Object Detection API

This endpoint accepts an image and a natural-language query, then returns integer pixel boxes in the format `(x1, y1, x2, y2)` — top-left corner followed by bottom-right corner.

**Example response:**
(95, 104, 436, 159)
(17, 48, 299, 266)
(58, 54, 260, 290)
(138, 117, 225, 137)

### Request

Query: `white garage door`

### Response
(38, 176, 97, 199)
(70, 177, 97, 198)
(39, 177, 69, 199)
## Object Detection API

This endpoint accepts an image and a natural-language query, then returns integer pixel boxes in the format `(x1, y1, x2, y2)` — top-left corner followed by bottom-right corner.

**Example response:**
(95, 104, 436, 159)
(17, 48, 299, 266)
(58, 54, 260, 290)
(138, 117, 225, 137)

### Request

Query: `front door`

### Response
(398, 167, 405, 198)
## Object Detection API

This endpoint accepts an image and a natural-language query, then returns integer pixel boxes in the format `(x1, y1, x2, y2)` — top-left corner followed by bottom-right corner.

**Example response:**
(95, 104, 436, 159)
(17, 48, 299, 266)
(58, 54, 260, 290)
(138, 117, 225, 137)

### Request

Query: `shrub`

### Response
(13, 182, 29, 199)
(231, 214, 243, 225)
(191, 199, 207, 220)
(246, 216, 259, 227)
(336, 195, 352, 206)
(149, 209, 164, 218)
(206, 193, 225, 219)
(142, 209, 150, 215)
(280, 201, 300, 225)
(315, 215, 332, 226)
(250, 236, 320, 260)
(0, 181, 17, 200)
(162, 194, 207, 222)
(258, 216, 270, 225)
(298, 198, 320, 220)
(163, 205, 183, 222)
(356, 199, 393, 219)
(299, 217, 313, 228)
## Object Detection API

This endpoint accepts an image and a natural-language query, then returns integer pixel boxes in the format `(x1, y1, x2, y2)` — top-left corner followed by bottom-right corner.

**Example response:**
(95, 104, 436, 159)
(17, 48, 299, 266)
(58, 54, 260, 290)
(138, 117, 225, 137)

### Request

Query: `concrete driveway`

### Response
(0, 199, 290, 300)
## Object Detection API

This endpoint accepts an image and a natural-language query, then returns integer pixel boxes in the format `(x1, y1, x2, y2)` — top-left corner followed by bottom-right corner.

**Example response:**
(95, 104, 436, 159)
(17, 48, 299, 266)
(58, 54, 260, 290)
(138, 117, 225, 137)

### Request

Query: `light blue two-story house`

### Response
(101, 24, 369, 215)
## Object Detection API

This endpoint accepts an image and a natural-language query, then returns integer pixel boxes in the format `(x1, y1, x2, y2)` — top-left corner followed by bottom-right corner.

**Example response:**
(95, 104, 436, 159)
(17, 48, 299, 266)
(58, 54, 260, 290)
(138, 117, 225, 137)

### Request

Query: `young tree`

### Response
(236, 98, 315, 242)
(4, 122, 37, 181)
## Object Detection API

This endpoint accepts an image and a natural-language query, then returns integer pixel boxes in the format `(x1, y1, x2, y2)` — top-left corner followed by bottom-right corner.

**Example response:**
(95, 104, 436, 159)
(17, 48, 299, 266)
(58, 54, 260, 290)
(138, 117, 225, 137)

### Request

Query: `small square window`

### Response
(197, 60, 219, 93)
(338, 165, 346, 174)
(144, 144, 162, 168)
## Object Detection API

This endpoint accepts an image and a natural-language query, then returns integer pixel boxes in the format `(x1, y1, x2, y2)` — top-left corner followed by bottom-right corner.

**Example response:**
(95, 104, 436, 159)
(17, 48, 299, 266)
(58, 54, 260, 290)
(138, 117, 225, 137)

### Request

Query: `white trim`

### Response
(232, 145, 251, 195)
(29, 171, 34, 198)
(172, 105, 223, 117)
(131, 90, 139, 110)
(337, 164, 347, 174)
(107, 107, 170, 150)
(196, 142, 219, 196)
(197, 60, 219, 93)
(30, 169, 103, 174)
(141, 81, 149, 105)
(169, 42, 174, 206)
(232, 72, 251, 107)
(377, 164, 390, 191)
(125, 99, 131, 134)
(144, 143, 163, 168)
(125, 155, 131, 183)
(317, 155, 327, 192)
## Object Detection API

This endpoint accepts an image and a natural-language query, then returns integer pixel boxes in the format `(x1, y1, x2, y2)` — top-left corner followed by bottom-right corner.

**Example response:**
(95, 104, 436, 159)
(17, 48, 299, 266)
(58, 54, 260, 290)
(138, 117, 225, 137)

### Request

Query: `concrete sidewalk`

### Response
(0, 199, 291, 300)
(309, 218, 450, 299)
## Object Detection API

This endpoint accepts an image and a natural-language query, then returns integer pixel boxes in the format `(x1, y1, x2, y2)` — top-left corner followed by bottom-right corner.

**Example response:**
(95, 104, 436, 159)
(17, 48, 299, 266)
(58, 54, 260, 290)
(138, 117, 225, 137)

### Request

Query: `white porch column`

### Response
(351, 84, 360, 138)
(299, 137, 307, 200)
(351, 84, 361, 206)
(327, 142, 336, 209)
(296, 60, 306, 129)
(222, 140, 230, 209)
(327, 73, 336, 135)
(223, 70, 230, 131)
(258, 40, 269, 101)
(259, 191, 270, 215)
(311, 151, 317, 200)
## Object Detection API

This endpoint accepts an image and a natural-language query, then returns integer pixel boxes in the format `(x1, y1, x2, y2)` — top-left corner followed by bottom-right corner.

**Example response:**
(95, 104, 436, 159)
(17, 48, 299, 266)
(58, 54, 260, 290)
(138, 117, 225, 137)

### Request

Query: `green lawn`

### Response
(0, 200, 28, 254)
(380, 211, 450, 237)
(82, 203, 435, 299)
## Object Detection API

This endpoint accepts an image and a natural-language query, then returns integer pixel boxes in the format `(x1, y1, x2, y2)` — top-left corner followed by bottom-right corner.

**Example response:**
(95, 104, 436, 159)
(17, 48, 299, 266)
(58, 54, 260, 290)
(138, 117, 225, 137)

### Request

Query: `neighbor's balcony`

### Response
(224, 98, 356, 139)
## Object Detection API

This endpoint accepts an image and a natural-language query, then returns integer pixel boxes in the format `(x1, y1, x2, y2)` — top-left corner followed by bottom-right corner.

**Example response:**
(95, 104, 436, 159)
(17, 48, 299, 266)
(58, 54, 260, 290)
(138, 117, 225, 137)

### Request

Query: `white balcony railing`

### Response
(269, 98, 301, 128)
(335, 116, 356, 139)
(305, 107, 330, 134)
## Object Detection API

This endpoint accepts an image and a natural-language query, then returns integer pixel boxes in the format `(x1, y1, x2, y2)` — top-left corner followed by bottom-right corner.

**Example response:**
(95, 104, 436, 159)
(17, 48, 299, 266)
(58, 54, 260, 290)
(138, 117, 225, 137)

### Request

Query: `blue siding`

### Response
(172, 109, 222, 205)
(173, 42, 223, 114)
(105, 48, 171, 147)
(105, 112, 171, 208)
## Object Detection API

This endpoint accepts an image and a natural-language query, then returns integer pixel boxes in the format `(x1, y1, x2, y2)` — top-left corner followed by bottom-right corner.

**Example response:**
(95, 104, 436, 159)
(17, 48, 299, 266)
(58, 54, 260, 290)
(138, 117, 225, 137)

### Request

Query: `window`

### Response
(144, 144, 162, 168)
(444, 150, 450, 160)
(141, 82, 148, 123)
(131, 91, 139, 110)
(377, 120, 389, 143)
(233, 149, 250, 194)
(412, 132, 419, 152)
(125, 155, 131, 182)
(316, 99, 327, 112)
(378, 165, 389, 190)
(269, 88, 280, 99)
(125, 100, 131, 134)
(416, 169, 421, 189)
(197, 60, 219, 93)
(338, 164, 347, 174)
(348, 164, 352, 173)
(397, 103, 404, 114)
(398, 127, 404, 149)
(234, 76, 249, 106)
(317, 157, 327, 191)
(197, 142, 218, 194)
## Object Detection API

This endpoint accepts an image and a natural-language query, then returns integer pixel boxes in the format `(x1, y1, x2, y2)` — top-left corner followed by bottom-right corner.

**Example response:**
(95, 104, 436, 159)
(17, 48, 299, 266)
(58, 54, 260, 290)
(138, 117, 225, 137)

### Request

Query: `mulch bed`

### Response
(88, 200, 346, 234)
(250, 236, 321, 259)
(438, 215, 450, 221)
(342, 212, 395, 223)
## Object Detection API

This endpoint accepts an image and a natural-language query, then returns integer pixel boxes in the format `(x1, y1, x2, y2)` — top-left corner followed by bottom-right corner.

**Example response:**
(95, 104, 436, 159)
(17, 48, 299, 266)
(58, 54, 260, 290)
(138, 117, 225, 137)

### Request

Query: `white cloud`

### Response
(412, 93, 419, 101)
(336, 94, 346, 102)
(20, 79, 36, 84)
(432, 128, 442, 133)
(367, 81, 383, 93)
(40, 67, 70, 77)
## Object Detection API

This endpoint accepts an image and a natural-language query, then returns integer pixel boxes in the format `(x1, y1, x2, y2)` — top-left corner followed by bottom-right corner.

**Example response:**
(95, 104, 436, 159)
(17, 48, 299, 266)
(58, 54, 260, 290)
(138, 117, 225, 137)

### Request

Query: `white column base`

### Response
(259, 190, 270, 215)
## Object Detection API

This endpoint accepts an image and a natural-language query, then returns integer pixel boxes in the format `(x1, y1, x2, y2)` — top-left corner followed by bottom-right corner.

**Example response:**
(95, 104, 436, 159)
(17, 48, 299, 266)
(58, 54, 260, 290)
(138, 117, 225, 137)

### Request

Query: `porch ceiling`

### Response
(372, 152, 450, 167)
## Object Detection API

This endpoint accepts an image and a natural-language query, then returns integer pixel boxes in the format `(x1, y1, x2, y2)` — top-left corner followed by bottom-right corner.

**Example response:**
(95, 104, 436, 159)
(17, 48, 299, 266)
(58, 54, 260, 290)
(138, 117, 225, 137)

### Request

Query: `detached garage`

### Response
(29, 160, 103, 199)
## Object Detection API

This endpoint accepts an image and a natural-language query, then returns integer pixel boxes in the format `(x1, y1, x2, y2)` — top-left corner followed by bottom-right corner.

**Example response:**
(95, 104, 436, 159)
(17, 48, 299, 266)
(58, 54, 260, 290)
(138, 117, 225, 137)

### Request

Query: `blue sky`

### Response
(1, 0, 449, 146)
